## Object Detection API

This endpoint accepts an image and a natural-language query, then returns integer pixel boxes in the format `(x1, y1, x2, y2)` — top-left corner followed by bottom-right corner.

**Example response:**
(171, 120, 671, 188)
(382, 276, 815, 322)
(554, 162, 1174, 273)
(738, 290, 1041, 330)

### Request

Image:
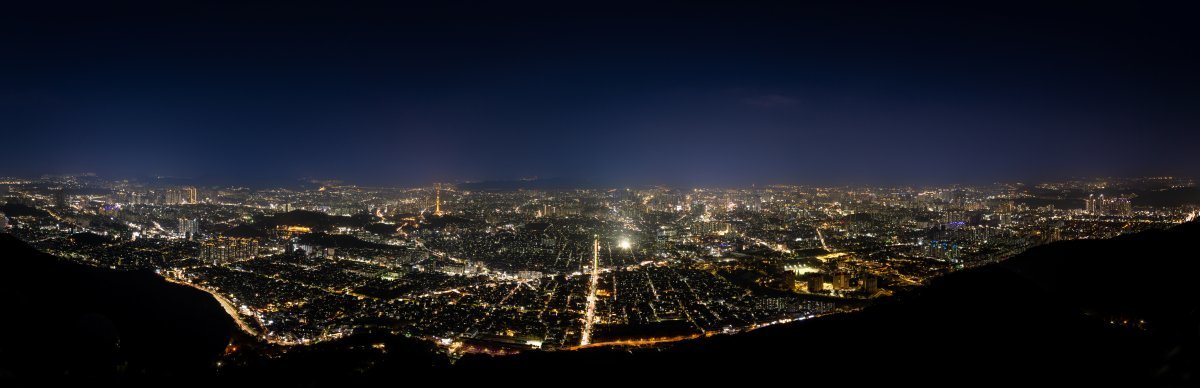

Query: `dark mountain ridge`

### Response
(0, 234, 234, 381)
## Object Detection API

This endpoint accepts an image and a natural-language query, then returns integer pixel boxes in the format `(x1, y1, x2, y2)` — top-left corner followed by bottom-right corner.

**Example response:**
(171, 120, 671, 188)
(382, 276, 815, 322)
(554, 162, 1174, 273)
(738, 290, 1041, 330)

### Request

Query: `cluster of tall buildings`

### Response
(803, 272, 878, 295)
(1084, 194, 1133, 217)
(178, 218, 199, 239)
(927, 240, 962, 262)
(200, 236, 260, 264)
(114, 186, 198, 206)
(165, 187, 198, 205)
(440, 260, 489, 276)
(534, 203, 582, 218)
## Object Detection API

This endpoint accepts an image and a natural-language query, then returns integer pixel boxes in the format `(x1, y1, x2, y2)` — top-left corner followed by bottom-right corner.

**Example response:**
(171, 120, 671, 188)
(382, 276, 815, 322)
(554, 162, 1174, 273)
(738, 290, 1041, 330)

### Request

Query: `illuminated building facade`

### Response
(1085, 194, 1133, 217)
(201, 237, 260, 264)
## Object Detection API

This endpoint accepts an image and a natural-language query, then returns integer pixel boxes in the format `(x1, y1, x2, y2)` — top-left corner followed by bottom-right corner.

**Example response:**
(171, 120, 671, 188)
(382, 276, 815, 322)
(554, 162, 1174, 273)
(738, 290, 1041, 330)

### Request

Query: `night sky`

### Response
(3, 1, 1198, 186)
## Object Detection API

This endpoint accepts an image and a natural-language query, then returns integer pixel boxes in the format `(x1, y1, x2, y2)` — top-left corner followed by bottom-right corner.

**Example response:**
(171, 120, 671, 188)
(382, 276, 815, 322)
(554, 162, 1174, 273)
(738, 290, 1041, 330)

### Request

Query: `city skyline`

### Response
(3, 171, 1197, 190)
(1, 174, 1195, 364)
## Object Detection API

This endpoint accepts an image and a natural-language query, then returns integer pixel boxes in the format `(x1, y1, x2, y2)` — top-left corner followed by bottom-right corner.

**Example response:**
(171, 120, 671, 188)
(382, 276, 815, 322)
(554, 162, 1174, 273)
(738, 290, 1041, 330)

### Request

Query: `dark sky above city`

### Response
(2, 1, 1198, 187)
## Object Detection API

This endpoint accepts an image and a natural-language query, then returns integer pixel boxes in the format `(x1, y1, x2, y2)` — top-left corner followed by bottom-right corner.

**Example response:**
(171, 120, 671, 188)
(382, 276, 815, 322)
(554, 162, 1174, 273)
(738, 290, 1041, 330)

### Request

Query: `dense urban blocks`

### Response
(1, 175, 1194, 354)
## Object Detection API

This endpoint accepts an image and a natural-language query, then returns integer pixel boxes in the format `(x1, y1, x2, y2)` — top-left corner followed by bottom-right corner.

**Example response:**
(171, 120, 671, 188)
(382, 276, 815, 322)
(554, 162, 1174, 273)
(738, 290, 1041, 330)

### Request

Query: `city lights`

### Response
(1, 0, 1195, 381)
(1, 175, 1192, 355)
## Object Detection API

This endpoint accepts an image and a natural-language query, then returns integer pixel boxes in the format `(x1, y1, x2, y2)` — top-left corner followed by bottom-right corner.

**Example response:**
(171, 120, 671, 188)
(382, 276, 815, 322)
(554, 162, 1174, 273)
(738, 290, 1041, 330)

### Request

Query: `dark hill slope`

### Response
(0, 203, 50, 218)
(296, 232, 395, 250)
(0, 234, 234, 381)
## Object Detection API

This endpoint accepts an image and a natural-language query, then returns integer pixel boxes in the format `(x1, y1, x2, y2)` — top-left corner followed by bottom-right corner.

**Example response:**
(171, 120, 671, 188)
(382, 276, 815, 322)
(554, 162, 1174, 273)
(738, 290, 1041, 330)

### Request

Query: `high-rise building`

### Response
(200, 237, 260, 264)
(1085, 194, 1133, 217)
(1111, 197, 1133, 217)
(179, 218, 199, 239)
(183, 187, 198, 204)
(861, 277, 879, 294)
(165, 188, 182, 205)
(807, 274, 825, 293)
(54, 188, 68, 208)
(833, 272, 851, 290)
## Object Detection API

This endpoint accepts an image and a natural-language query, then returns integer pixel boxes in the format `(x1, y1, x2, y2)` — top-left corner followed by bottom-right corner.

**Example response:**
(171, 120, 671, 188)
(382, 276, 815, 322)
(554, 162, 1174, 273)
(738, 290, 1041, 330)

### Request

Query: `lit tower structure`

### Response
(435, 183, 443, 216)
(581, 235, 600, 346)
